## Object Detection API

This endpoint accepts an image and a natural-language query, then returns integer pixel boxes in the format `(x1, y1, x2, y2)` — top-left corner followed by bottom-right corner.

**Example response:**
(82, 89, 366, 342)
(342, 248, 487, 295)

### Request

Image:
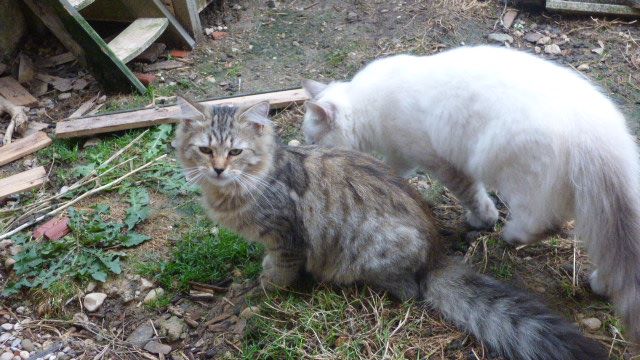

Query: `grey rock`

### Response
(524, 32, 543, 43)
(240, 306, 260, 320)
(158, 316, 185, 342)
(487, 33, 513, 44)
(143, 288, 165, 304)
(0, 352, 13, 360)
(57, 93, 71, 101)
(0, 333, 14, 342)
(0, 323, 13, 331)
(21, 339, 34, 352)
(125, 324, 154, 348)
(536, 36, 551, 45)
(11, 338, 21, 348)
(0, 240, 13, 249)
(346, 12, 358, 23)
(581, 317, 602, 331)
(143, 341, 171, 355)
(83, 293, 107, 312)
(544, 44, 561, 55)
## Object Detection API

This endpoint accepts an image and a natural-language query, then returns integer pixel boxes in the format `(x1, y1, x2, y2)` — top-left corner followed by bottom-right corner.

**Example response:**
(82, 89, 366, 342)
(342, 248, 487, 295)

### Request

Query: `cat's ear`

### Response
(175, 96, 205, 123)
(239, 101, 272, 134)
(302, 79, 328, 98)
(305, 101, 335, 126)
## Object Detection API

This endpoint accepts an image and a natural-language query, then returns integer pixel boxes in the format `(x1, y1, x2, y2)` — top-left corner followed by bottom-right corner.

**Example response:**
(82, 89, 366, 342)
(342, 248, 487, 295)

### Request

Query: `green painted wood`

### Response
(21, 0, 146, 93)
(69, 0, 95, 10)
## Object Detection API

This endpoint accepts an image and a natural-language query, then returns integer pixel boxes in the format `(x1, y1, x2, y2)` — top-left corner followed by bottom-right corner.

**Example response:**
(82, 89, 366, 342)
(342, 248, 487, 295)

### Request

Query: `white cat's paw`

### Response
(502, 222, 533, 245)
(589, 270, 609, 297)
(465, 203, 498, 230)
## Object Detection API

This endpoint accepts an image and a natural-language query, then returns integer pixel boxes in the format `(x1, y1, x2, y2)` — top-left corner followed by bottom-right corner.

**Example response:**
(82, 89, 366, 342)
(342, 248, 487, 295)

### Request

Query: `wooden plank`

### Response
(546, 0, 640, 15)
(121, 0, 195, 50)
(0, 77, 37, 106)
(55, 89, 310, 138)
(36, 52, 76, 68)
(0, 132, 52, 166)
(0, 167, 47, 199)
(171, 0, 203, 41)
(69, 0, 96, 10)
(108, 18, 169, 63)
(196, 0, 215, 12)
(22, 0, 147, 93)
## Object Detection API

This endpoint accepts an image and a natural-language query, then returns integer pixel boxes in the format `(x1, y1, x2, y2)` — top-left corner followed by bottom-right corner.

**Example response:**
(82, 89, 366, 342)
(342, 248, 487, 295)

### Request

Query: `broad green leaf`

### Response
(121, 232, 150, 247)
(125, 188, 151, 230)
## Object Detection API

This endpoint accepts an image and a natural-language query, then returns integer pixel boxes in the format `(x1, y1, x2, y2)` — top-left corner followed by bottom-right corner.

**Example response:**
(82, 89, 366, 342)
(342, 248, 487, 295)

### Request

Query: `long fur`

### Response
(174, 101, 607, 359)
(301, 45, 640, 343)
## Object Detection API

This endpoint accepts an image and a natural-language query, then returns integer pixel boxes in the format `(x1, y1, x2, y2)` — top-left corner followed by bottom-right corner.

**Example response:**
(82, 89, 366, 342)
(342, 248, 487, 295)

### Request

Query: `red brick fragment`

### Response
(33, 216, 71, 240)
(211, 32, 228, 40)
(169, 50, 191, 58)
(135, 73, 156, 86)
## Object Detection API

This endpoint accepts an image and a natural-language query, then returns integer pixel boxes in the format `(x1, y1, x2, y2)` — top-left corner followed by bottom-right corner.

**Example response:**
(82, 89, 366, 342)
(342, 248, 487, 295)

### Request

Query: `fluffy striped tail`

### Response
(421, 260, 607, 360)
(572, 141, 640, 344)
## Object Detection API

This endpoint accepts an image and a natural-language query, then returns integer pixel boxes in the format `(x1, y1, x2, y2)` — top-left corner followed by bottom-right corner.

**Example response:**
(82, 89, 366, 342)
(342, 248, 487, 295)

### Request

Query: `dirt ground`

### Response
(1, 0, 640, 359)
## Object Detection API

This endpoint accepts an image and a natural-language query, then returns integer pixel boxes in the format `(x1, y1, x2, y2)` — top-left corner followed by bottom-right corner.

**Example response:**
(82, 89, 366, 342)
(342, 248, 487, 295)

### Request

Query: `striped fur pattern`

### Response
(302, 45, 640, 345)
(174, 98, 606, 360)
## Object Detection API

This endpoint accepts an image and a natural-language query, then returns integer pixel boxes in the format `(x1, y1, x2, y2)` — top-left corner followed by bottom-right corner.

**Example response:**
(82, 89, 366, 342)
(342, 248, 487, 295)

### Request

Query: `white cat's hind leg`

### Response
(501, 202, 558, 246)
(588, 269, 609, 297)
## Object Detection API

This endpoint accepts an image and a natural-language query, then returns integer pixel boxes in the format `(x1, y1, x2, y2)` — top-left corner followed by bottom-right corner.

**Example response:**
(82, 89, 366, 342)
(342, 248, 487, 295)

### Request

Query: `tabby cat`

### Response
(174, 96, 605, 360)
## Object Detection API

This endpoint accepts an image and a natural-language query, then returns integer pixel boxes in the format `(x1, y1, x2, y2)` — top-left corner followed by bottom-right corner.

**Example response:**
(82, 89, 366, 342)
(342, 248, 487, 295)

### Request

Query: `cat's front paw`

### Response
(259, 254, 298, 291)
(466, 196, 499, 230)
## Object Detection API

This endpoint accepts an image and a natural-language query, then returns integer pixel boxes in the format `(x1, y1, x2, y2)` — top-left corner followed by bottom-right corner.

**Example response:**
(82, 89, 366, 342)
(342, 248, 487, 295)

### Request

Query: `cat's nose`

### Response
(214, 168, 225, 175)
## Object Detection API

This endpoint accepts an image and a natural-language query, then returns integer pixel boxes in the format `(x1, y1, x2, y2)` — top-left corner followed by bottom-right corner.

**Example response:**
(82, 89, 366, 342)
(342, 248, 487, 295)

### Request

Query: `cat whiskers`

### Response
(238, 172, 277, 211)
(183, 167, 205, 184)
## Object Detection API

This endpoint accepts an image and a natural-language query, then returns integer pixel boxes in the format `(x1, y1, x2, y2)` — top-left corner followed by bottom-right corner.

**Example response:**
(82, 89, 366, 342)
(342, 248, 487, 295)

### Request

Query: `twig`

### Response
(0, 154, 167, 239)
(0, 95, 29, 145)
(188, 281, 228, 293)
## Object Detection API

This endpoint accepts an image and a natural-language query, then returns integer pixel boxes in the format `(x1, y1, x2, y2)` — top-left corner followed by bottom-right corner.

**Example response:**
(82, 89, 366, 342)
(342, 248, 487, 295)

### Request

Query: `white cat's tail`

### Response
(571, 138, 640, 344)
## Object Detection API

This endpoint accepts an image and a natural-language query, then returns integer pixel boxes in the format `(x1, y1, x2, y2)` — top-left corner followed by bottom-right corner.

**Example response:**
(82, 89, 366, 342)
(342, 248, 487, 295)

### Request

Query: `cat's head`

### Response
(174, 96, 275, 188)
(301, 79, 352, 148)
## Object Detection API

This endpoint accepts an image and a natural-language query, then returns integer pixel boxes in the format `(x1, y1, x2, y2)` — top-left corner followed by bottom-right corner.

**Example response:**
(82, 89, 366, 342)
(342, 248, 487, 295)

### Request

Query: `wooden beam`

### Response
(546, 0, 640, 15)
(22, 0, 147, 93)
(171, 0, 203, 41)
(121, 0, 195, 50)
(55, 89, 310, 138)
(0, 132, 52, 166)
(0, 77, 37, 106)
(0, 166, 47, 199)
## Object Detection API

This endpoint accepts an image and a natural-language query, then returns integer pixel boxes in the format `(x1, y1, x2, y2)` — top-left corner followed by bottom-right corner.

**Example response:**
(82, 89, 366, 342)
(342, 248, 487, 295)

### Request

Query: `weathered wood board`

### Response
(55, 89, 310, 138)
(0, 132, 52, 166)
(0, 77, 37, 106)
(0, 166, 47, 199)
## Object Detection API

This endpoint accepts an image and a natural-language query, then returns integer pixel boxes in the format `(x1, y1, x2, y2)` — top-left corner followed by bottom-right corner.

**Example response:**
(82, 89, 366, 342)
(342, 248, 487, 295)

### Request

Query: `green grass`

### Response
(491, 263, 514, 280)
(136, 219, 263, 293)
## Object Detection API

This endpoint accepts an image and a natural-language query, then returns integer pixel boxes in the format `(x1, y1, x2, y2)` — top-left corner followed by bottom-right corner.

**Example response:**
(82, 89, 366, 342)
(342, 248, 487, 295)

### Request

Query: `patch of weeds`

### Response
(3, 190, 152, 296)
(144, 294, 172, 311)
(243, 288, 432, 359)
(325, 49, 348, 68)
(421, 179, 446, 206)
(31, 278, 80, 316)
(491, 263, 513, 280)
(560, 279, 576, 299)
(136, 220, 263, 292)
(226, 63, 242, 78)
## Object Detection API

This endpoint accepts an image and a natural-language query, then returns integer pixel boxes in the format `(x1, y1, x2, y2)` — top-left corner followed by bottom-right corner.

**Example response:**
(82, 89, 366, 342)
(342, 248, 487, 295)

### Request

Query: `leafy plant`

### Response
(3, 189, 152, 296)
(125, 188, 151, 230)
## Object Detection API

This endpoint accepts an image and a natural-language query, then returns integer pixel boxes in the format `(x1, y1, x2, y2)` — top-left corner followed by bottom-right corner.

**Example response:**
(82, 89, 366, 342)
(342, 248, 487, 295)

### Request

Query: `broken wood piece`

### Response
(33, 216, 71, 240)
(18, 54, 35, 84)
(0, 95, 29, 145)
(0, 131, 52, 166)
(0, 166, 47, 199)
(135, 43, 167, 63)
(36, 73, 75, 92)
(188, 281, 228, 293)
(546, 0, 640, 15)
(502, 9, 519, 29)
(68, 94, 99, 119)
(0, 77, 37, 106)
(142, 60, 187, 72)
(108, 18, 169, 63)
(87, 103, 105, 115)
(55, 88, 309, 138)
(36, 52, 76, 68)
(23, 121, 50, 137)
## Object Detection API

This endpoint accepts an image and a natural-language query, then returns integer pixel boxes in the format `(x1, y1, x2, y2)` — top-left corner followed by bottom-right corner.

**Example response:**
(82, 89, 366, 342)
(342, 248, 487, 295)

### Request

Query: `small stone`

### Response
(143, 288, 165, 304)
(19, 352, 28, 360)
(205, 76, 216, 84)
(140, 278, 154, 291)
(534, 46, 541, 54)
(143, 341, 171, 355)
(83, 138, 101, 148)
(211, 32, 228, 41)
(73, 312, 88, 324)
(15, 307, 26, 315)
(158, 316, 185, 342)
(10, 338, 20, 348)
(83, 293, 107, 312)
(8, 245, 22, 256)
(536, 36, 551, 45)
(240, 306, 260, 320)
(544, 44, 561, 55)
(533, 286, 546, 293)
(62, 347, 70, 353)
(0, 323, 13, 331)
(85, 282, 97, 293)
(0, 353, 12, 360)
(4, 258, 15, 270)
(524, 32, 544, 43)
(287, 139, 301, 147)
(20, 340, 33, 352)
(0, 240, 12, 249)
(581, 317, 602, 332)
(346, 11, 358, 23)
(0, 333, 13, 342)
(125, 324, 154, 348)
(577, 63, 590, 71)
(592, 47, 604, 55)
(204, 27, 214, 36)
(57, 93, 71, 101)
(487, 33, 513, 44)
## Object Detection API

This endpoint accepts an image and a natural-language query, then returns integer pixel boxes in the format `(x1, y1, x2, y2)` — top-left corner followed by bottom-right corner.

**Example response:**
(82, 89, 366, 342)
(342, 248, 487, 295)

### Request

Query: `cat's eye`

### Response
(199, 147, 212, 155)
(228, 149, 243, 156)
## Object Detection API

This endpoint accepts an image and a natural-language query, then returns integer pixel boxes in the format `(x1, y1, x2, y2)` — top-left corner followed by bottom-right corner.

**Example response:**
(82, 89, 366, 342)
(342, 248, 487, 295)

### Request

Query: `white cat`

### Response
(301, 45, 640, 344)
